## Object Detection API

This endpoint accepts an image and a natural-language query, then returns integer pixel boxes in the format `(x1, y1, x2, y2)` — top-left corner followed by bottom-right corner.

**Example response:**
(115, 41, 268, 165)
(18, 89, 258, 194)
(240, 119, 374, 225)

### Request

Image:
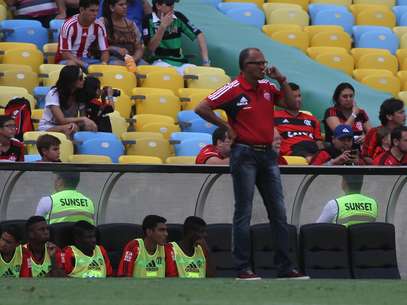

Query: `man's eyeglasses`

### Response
(245, 61, 268, 66)
(2, 124, 17, 129)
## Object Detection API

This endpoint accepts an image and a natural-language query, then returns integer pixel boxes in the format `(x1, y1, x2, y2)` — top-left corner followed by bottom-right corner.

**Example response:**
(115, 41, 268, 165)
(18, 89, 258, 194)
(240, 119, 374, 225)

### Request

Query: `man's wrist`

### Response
(277, 76, 287, 84)
(351, 112, 357, 119)
(202, 59, 211, 65)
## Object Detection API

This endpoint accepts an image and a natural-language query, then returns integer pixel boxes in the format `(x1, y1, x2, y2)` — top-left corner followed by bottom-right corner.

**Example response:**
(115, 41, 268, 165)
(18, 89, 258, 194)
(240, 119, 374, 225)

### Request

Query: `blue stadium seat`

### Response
(201, 0, 222, 7)
(308, 4, 349, 21)
(177, 110, 217, 134)
(0, 20, 48, 49)
(33, 86, 50, 108)
(173, 137, 211, 156)
(399, 11, 407, 26)
(76, 138, 124, 163)
(73, 131, 118, 143)
(398, 0, 407, 5)
(313, 9, 355, 34)
(49, 19, 64, 42)
(352, 25, 393, 42)
(24, 154, 41, 162)
(217, 2, 258, 14)
(356, 30, 399, 54)
(224, 7, 265, 29)
(170, 131, 212, 143)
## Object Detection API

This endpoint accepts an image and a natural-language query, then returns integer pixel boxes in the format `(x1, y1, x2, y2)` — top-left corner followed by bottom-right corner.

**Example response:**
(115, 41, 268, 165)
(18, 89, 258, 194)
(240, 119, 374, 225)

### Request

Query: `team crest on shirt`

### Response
(304, 119, 311, 126)
(264, 92, 271, 101)
(356, 121, 363, 130)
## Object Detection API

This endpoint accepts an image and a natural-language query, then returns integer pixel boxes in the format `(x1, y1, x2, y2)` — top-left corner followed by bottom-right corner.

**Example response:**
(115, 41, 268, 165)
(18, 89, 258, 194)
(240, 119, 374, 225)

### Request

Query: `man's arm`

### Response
(100, 50, 109, 65)
(145, 12, 173, 52)
(48, 245, 66, 277)
(316, 200, 338, 223)
(143, 0, 152, 14)
(266, 67, 296, 110)
(117, 240, 138, 277)
(205, 156, 229, 165)
(195, 239, 215, 278)
(35, 196, 52, 217)
(196, 33, 209, 66)
(164, 243, 178, 277)
(55, 0, 67, 19)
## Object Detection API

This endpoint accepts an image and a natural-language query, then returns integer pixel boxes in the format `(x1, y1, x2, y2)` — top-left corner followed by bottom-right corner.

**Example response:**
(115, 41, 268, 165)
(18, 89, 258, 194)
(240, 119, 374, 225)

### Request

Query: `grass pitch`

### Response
(1, 278, 406, 305)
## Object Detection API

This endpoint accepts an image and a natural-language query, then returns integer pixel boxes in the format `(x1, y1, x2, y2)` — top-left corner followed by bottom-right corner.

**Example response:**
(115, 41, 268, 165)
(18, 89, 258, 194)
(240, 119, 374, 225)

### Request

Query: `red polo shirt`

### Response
(195, 144, 226, 164)
(206, 74, 283, 145)
(373, 150, 407, 165)
(274, 110, 322, 156)
(362, 126, 380, 159)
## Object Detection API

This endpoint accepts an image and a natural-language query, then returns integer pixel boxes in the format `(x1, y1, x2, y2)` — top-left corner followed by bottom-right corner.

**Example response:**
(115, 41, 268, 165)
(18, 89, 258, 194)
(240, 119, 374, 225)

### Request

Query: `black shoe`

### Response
(236, 269, 262, 280)
(277, 269, 310, 279)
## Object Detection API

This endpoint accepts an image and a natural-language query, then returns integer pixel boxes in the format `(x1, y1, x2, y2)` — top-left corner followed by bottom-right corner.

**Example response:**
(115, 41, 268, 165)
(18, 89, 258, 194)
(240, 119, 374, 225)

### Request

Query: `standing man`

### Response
(373, 126, 407, 165)
(316, 175, 378, 226)
(35, 172, 95, 225)
(117, 215, 168, 278)
(195, 127, 232, 165)
(195, 48, 306, 279)
(165, 216, 214, 278)
(23, 216, 65, 277)
(55, 0, 109, 70)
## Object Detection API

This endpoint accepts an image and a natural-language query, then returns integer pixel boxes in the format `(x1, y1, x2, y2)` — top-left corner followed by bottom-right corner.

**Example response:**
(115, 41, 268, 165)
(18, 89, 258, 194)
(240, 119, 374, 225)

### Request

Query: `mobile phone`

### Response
(350, 149, 358, 157)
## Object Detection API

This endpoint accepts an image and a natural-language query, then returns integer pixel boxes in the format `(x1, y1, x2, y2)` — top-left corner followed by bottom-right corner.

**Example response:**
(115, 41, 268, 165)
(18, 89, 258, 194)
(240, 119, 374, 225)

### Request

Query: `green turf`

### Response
(1, 279, 406, 305)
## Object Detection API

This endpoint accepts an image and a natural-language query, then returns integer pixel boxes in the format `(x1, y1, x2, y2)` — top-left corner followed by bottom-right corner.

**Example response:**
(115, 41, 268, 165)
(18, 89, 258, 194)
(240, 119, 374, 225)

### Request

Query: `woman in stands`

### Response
(101, 0, 145, 65)
(39, 65, 97, 138)
(323, 82, 372, 148)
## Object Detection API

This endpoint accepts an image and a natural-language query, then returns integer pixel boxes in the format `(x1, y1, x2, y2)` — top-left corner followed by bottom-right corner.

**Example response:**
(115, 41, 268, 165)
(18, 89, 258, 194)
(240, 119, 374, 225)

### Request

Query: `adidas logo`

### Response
(282, 119, 289, 124)
(88, 260, 101, 271)
(37, 270, 47, 277)
(342, 128, 350, 133)
(1, 268, 16, 277)
(185, 262, 199, 273)
(236, 96, 249, 106)
(146, 260, 158, 272)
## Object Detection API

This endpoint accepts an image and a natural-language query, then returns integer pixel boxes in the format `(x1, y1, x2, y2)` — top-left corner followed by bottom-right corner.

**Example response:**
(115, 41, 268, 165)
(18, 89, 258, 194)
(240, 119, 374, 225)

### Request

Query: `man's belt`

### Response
(235, 142, 273, 152)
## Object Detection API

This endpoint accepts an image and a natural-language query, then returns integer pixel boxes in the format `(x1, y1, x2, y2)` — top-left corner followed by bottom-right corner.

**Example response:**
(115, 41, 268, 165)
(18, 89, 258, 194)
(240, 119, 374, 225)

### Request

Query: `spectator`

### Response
(143, 0, 210, 75)
(0, 225, 31, 277)
(23, 216, 65, 277)
(65, 0, 80, 17)
(316, 175, 378, 226)
(274, 82, 323, 162)
(36, 134, 62, 162)
(324, 83, 371, 148)
(5, 0, 66, 28)
(373, 126, 407, 165)
(372, 126, 391, 159)
(61, 221, 112, 278)
(273, 128, 288, 165)
(311, 124, 363, 165)
(55, 0, 109, 70)
(165, 216, 214, 278)
(38, 65, 97, 138)
(35, 172, 95, 225)
(363, 98, 406, 164)
(77, 76, 114, 132)
(101, 0, 145, 65)
(195, 48, 306, 280)
(117, 215, 168, 278)
(195, 127, 231, 165)
(0, 115, 24, 162)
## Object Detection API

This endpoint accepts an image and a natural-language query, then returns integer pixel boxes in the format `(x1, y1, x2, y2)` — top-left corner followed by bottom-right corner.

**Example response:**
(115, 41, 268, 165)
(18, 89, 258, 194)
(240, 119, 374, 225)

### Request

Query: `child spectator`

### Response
(36, 134, 62, 162)
(372, 127, 391, 159)
(0, 115, 24, 162)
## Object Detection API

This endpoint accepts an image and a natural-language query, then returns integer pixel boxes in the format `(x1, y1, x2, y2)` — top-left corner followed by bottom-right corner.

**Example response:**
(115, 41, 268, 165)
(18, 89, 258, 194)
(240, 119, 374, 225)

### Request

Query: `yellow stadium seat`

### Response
(0, 70, 38, 93)
(2, 48, 43, 73)
(133, 113, 175, 130)
(31, 108, 43, 129)
(355, 7, 396, 27)
(136, 65, 177, 75)
(165, 156, 196, 164)
(397, 91, 407, 105)
(88, 64, 128, 78)
(0, 42, 37, 62)
(184, 66, 226, 76)
(23, 131, 73, 162)
(98, 70, 136, 97)
(396, 71, 407, 90)
(0, 4, 6, 21)
(119, 155, 163, 164)
(399, 33, 407, 49)
(282, 155, 308, 165)
(69, 154, 112, 164)
(393, 26, 407, 40)
(139, 70, 183, 95)
(262, 24, 303, 36)
(114, 94, 133, 119)
(121, 131, 164, 140)
(268, 0, 309, 10)
(185, 72, 230, 90)
(353, 0, 395, 9)
(356, 53, 398, 74)
(350, 48, 391, 64)
(304, 25, 344, 39)
(106, 112, 129, 138)
(310, 30, 352, 50)
(0, 87, 36, 109)
(122, 135, 171, 161)
(38, 64, 64, 85)
(306, 46, 348, 59)
(224, 0, 264, 8)
(271, 30, 309, 51)
(43, 43, 57, 64)
(310, 0, 351, 7)
(263, 3, 303, 23)
(0, 64, 32, 73)
(132, 87, 174, 98)
(350, 3, 390, 16)
(315, 52, 354, 75)
(181, 92, 212, 110)
(361, 74, 400, 96)
(267, 7, 310, 26)
(0, 109, 3, 115)
(138, 122, 180, 139)
(135, 92, 180, 119)
(397, 49, 407, 67)
(352, 68, 393, 81)
(43, 70, 60, 87)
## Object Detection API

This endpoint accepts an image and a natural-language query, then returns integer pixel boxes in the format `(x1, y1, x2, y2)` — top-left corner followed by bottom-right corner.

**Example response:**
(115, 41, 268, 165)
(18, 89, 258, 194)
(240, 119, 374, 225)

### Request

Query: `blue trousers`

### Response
(230, 143, 292, 273)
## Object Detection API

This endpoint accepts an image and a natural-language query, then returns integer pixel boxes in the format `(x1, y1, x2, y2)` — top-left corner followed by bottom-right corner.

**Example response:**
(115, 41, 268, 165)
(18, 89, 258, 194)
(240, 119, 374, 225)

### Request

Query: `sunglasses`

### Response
(245, 61, 268, 66)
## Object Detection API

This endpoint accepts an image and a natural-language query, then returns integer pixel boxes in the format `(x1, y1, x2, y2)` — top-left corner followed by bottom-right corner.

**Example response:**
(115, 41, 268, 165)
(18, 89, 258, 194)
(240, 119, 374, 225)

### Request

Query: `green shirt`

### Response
(336, 193, 378, 227)
(24, 244, 51, 277)
(143, 11, 201, 66)
(171, 242, 206, 278)
(68, 245, 107, 278)
(0, 245, 22, 278)
(133, 239, 165, 278)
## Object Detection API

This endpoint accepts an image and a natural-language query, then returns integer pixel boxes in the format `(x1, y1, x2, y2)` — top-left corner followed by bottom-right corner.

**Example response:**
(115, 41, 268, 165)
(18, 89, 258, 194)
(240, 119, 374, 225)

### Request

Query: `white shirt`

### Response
(316, 199, 338, 223)
(39, 88, 60, 130)
(35, 196, 52, 218)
